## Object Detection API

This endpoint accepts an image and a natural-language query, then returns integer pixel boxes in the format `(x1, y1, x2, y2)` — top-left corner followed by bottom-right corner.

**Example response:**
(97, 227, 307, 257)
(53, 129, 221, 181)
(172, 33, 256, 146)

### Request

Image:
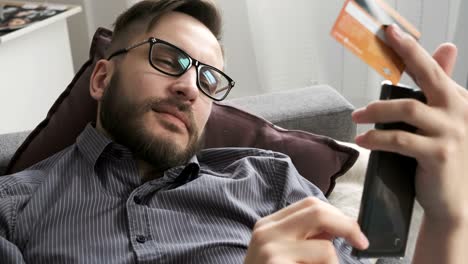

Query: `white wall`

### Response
(216, 0, 261, 98)
(0, 20, 75, 134)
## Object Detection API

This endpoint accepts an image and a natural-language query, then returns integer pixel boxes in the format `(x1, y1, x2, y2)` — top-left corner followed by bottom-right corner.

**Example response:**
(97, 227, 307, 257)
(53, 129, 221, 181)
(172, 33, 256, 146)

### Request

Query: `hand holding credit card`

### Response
(331, 0, 420, 84)
(331, 0, 424, 258)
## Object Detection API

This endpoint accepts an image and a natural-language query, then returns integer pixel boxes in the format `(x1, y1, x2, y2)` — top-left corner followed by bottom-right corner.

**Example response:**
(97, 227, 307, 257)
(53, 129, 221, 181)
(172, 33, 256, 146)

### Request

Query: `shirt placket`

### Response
(126, 178, 174, 263)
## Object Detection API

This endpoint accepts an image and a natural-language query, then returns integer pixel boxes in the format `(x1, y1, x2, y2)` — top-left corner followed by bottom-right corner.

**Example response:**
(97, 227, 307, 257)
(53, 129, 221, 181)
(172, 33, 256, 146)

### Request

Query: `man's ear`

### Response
(90, 59, 114, 101)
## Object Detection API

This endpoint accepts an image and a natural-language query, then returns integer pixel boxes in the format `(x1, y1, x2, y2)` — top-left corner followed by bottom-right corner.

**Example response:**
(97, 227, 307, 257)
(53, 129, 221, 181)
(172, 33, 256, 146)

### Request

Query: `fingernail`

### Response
(359, 232, 370, 249)
(391, 24, 403, 39)
(351, 109, 366, 123)
(354, 134, 364, 144)
(352, 107, 365, 116)
(352, 107, 365, 113)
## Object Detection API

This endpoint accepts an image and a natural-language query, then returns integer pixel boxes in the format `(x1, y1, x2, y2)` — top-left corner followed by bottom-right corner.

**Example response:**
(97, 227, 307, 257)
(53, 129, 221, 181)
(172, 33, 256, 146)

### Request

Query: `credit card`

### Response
(330, 0, 421, 84)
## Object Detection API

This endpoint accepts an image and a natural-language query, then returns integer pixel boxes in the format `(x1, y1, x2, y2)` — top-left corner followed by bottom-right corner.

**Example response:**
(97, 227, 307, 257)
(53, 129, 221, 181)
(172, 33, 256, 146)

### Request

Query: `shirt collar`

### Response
(76, 123, 113, 167)
(77, 123, 201, 184)
(181, 156, 201, 182)
(163, 155, 200, 187)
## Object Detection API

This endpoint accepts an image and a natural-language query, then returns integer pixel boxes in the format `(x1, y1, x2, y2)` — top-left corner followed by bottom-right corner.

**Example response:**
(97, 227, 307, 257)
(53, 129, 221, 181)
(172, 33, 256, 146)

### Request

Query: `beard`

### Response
(99, 70, 203, 174)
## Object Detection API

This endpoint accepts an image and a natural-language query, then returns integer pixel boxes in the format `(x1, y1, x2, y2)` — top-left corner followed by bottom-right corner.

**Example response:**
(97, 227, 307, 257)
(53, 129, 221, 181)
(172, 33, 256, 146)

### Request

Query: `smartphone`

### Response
(352, 81, 426, 258)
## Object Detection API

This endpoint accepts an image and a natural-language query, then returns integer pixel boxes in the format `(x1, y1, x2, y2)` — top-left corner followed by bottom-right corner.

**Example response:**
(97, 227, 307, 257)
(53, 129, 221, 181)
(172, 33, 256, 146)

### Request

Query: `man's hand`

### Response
(244, 197, 369, 264)
(352, 24, 468, 263)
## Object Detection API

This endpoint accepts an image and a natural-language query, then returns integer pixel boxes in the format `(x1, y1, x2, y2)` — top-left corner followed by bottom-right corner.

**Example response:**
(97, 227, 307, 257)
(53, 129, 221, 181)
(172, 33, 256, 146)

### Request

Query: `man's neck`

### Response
(95, 121, 113, 141)
(137, 159, 164, 182)
(94, 121, 163, 181)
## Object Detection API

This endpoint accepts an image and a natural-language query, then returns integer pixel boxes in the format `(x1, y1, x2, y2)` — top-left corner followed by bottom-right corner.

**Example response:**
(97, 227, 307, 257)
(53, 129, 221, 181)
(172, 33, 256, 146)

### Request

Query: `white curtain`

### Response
(453, 0, 468, 88)
(222, 0, 467, 108)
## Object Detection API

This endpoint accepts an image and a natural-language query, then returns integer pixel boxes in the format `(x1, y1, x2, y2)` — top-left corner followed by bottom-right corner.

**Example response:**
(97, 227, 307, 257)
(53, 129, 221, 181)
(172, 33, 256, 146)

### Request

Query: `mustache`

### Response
(151, 98, 190, 112)
(141, 97, 196, 131)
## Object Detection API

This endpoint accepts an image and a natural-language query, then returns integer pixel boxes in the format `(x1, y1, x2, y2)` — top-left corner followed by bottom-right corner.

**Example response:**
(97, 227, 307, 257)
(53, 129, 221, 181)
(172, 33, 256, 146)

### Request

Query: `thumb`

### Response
(432, 43, 457, 77)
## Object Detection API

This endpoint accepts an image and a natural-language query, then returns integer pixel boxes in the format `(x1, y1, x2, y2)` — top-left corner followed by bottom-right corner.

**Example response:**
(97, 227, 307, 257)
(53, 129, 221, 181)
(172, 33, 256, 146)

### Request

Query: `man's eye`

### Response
(154, 57, 180, 71)
(200, 71, 219, 94)
(154, 57, 174, 65)
(202, 81, 217, 93)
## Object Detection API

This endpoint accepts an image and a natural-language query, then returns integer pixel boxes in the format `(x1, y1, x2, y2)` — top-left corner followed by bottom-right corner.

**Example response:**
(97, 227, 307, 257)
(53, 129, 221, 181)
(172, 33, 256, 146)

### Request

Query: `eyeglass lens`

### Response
(151, 42, 230, 100)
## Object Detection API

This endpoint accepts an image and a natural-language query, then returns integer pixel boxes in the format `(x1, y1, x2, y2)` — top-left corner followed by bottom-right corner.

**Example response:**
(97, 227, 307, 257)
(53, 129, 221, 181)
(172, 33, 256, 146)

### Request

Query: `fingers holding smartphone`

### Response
(352, 23, 468, 263)
(353, 24, 468, 224)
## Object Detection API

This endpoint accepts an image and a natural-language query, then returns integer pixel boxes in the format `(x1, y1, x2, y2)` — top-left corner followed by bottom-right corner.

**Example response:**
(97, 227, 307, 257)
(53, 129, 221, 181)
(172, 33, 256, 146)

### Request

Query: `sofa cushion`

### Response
(4, 27, 358, 196)
(0, 131, 30, 175)
(226, 86, 357, 142)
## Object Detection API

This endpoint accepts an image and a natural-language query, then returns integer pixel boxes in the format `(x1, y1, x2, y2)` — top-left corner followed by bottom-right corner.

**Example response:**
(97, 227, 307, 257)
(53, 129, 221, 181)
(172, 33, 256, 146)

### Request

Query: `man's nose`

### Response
(169, 67, 199, 102)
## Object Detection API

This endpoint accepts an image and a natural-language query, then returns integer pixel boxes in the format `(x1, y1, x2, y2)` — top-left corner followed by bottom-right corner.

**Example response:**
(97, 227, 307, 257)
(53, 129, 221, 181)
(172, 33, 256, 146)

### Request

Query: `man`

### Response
(0, 0, 466, 263)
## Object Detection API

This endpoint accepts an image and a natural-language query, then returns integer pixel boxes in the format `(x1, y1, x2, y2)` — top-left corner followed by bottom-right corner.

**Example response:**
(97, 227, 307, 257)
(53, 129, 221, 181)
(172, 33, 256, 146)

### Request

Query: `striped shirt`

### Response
(0, 124, 368, 263)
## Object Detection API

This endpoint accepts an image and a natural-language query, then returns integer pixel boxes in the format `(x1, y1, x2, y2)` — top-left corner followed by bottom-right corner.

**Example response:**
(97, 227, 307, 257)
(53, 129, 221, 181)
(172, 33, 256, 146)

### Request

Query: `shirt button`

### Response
(136, 235, 147, 244)
(133, 196, 142, 205)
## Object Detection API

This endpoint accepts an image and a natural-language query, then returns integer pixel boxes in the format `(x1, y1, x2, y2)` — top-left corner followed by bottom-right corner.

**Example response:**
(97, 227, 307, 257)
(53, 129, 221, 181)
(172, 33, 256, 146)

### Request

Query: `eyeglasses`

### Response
(107, 37, 235, 101)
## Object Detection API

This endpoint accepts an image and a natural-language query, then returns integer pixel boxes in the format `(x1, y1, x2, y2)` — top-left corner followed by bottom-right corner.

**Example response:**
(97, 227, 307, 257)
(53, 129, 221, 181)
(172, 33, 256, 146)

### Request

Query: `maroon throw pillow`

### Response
(5, 28, 358, 196)
(204, 104, 357, 196)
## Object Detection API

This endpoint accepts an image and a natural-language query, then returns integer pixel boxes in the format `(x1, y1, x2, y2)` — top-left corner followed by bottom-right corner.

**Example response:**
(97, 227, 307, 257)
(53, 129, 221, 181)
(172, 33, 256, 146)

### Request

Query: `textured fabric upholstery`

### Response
(226, 85, 356, 142)
(0, 131, 29, 175)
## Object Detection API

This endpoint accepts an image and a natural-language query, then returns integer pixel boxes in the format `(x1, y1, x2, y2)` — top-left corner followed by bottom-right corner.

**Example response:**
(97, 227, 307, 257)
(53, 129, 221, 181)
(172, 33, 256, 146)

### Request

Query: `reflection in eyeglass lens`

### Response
(200, 69, 220, 94)
(178, 57, 190, 69)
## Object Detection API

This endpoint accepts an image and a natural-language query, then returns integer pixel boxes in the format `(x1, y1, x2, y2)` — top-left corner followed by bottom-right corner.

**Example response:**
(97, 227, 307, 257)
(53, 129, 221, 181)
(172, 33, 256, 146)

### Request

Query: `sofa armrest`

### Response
(0, 131, 30, 175)
(226, 85, 357, 142)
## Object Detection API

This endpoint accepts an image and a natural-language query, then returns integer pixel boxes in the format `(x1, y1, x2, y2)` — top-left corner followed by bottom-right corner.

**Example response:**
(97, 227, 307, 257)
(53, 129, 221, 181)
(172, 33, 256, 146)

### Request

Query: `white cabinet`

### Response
(0, 2, 81, 134)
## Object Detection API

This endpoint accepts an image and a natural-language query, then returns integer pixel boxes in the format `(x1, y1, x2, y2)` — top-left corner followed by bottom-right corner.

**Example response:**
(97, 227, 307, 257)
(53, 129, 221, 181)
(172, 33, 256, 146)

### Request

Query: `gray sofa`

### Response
(0, 85, 415, 264)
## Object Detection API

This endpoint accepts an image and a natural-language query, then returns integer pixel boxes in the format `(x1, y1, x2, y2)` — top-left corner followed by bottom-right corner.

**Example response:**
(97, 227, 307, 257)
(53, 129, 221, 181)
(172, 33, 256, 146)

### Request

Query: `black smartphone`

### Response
(352, 81, 426, 258)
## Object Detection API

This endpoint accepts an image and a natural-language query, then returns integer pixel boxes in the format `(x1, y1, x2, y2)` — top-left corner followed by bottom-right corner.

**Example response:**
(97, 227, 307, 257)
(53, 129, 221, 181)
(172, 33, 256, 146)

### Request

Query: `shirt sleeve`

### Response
(0, 238, 26, 263)
(271, 152, 370, 264)
(0, 192, 26, 263)
(0, 173, 38, 264)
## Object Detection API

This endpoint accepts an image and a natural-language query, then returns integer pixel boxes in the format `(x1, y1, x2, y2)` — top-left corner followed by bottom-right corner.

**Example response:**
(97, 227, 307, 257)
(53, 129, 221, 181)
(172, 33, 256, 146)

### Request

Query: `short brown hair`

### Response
(108, 0, 223, 57)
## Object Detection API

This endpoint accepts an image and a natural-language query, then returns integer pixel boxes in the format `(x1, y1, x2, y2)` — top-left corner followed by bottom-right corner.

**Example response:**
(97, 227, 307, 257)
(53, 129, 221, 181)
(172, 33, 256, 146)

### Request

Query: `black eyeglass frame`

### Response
(107, 37, 235, 101)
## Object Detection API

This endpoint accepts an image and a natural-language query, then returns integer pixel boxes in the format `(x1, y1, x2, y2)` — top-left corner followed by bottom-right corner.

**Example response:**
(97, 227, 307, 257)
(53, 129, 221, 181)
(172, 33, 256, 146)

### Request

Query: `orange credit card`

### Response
(330, 0, 421, 84)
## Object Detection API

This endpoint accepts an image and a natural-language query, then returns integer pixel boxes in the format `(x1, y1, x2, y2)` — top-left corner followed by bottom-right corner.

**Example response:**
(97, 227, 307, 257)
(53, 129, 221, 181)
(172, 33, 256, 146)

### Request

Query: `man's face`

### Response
(98, 12, 224, 171)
